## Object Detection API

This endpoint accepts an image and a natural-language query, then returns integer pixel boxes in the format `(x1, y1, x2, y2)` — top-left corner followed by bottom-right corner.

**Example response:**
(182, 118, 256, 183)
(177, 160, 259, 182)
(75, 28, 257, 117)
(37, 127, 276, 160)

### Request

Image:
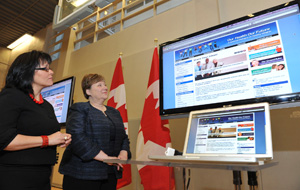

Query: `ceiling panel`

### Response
(0, 0, 58, 48)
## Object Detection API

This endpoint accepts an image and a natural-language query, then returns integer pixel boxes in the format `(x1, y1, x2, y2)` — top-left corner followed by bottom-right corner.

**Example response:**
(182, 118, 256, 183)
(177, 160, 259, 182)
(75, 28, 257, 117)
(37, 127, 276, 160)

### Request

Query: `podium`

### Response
(104, 159, 278, 190)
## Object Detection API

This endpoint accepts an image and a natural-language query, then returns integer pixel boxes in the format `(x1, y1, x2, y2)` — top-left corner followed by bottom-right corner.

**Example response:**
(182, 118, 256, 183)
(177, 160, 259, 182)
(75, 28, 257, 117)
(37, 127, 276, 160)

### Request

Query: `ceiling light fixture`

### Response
(71, 0, 89, 7)
(7, 34, 33, 49)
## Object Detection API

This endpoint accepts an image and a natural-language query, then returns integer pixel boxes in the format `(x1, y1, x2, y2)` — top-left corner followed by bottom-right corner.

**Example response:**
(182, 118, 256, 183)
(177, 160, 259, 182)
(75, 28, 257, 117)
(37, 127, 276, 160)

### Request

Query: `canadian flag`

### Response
(136, 47, 175, 190)
(107, 56, 132, 189)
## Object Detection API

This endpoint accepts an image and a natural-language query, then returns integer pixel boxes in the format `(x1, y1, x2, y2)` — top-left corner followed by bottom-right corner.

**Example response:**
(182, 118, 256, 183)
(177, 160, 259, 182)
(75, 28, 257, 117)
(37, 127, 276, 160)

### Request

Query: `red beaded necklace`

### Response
(29, 94, 44, 104)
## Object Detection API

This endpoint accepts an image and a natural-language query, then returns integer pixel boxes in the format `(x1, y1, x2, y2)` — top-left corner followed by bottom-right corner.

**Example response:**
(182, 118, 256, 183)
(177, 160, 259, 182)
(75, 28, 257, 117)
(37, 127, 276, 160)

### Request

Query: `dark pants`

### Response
(0, 164, 51, 190)
(63, 174, 117, 190)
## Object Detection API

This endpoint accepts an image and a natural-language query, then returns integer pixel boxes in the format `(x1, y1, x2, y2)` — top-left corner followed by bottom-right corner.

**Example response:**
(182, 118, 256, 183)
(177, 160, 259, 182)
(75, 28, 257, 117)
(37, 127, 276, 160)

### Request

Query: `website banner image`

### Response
(192, 113, 256, 154)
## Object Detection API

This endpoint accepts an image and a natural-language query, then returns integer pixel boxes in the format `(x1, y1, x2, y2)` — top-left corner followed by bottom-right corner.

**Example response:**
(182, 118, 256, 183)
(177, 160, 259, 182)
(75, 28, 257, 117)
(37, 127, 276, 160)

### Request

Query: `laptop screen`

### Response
(184, 103, 272, 159)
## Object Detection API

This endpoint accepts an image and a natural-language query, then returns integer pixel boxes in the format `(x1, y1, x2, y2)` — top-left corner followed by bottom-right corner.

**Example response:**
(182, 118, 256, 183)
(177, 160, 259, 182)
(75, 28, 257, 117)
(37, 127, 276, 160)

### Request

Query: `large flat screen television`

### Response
(160, 0, 300, 118)
(41, 76, 75, 125)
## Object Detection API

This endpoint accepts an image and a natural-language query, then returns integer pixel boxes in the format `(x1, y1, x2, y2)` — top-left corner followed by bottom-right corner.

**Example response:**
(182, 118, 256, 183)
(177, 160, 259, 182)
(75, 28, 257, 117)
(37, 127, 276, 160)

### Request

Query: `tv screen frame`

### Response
(41, 76, 75, 126)
(159, 0, 300, 118)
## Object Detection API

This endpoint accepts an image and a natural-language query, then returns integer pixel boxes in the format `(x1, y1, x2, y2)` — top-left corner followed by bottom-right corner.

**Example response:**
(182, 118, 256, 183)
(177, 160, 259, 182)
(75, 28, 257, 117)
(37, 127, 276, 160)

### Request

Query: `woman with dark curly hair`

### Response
(0, 50, 71, 190)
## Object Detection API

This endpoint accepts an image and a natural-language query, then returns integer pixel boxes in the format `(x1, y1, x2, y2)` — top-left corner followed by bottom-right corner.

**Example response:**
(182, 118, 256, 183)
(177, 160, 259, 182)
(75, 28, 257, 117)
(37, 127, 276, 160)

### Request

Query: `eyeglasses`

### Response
(35, 67, 51, 72)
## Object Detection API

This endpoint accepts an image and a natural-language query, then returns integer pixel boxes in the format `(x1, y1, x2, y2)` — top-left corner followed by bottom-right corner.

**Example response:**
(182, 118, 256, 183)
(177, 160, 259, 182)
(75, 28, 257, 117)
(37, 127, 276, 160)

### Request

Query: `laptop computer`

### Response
(149, 102, 273, 163)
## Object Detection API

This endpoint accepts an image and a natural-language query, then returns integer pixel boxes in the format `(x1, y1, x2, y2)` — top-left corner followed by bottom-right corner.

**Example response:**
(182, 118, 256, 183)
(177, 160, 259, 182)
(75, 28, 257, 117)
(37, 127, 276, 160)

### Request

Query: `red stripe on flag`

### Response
(107, 57, 132, 189)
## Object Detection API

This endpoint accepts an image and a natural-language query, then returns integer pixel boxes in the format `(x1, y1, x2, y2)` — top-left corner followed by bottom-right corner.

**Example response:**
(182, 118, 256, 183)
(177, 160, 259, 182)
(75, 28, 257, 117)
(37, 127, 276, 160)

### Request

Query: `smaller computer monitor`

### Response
(41, 76, 75, 125)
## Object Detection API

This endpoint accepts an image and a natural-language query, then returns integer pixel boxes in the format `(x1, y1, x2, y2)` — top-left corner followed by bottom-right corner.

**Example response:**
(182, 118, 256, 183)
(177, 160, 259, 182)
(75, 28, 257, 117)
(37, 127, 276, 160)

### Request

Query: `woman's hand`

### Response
(59, 135, 72, 148)
(48, 131, 72, 147)
(115, 150, 128, 171)
(4, 132, 71, 151)
(94, 150, 110, 161)
(118, 150, 128, 160)
(94, 150, 118, 162)
(94, 151, 123, 170)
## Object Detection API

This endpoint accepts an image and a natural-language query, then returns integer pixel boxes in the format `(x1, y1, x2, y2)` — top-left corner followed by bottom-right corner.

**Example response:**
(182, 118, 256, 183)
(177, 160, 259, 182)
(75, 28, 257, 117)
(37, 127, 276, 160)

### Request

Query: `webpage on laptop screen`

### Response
(186, 110, 266, 155)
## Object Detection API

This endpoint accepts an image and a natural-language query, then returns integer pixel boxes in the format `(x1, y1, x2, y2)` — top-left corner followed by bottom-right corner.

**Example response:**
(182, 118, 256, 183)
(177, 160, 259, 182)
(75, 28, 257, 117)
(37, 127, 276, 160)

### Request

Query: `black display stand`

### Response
(104, 159, 278, 190)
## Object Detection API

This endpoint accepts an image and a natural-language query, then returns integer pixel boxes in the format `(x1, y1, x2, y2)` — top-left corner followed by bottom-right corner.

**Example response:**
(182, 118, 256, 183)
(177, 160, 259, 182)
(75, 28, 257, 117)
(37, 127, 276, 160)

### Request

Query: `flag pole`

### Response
(119, 52, 123, 58)
(154, 38, 158, 47)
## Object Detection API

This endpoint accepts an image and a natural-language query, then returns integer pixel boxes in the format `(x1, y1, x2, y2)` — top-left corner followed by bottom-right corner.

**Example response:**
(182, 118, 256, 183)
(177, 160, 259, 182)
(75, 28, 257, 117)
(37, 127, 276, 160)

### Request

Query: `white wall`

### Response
(0, 47, 11, 88)
(218, 0, 288, 23)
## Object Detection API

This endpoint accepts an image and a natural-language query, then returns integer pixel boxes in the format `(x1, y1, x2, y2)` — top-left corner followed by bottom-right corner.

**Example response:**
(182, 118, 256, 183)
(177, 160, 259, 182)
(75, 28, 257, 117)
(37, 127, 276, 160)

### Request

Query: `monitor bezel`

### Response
(159, 0, 300, 117)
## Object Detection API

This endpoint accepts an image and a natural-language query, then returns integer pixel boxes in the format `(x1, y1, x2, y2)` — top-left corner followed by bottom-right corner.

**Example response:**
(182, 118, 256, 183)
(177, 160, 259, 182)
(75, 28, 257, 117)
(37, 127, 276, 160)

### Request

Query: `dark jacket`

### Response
(59, 102, 131, 180)
(0, 87, 59, 166)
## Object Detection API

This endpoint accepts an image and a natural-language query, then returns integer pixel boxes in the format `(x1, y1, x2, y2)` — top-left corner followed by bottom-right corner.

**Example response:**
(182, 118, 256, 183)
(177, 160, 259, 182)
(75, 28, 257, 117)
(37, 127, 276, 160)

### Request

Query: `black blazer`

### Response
(0, 87, 60, 165)
(59, 102, 131, 180)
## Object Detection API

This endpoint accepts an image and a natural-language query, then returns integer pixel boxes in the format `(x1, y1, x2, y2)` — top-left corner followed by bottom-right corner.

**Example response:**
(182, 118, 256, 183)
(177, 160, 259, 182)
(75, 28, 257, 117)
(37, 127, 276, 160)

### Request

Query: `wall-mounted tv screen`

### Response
(41, 76, 75, 125)
(160, 0, 300, 117)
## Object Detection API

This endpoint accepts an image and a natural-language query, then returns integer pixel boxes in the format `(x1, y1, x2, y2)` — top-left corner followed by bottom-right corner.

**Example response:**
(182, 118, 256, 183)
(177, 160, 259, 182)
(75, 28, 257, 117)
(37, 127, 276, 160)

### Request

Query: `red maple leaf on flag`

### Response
(140, 83, 171, 147)
(136, 47, 175, 190)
